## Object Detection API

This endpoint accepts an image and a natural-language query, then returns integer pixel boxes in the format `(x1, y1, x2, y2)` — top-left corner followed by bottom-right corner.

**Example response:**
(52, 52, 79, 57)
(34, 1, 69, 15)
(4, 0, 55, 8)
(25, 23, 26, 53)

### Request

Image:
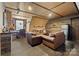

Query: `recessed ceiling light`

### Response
(28, 6, 32, 11)
(48, 13, 52, 17)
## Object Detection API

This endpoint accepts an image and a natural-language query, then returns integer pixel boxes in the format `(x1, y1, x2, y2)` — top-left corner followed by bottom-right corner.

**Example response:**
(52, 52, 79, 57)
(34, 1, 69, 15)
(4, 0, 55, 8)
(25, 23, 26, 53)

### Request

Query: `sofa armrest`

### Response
(41, 35, 55, 41)
(53, 32, 65, 46)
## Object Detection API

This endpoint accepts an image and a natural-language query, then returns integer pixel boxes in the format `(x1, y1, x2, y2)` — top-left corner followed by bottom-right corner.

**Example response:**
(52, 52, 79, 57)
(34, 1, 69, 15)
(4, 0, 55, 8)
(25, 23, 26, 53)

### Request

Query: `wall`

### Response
(12, 15, 32, 32)
(6, 10, 13, 30)
(26, 18, 32, 32)
(71, 18, 79, 41)
(46, 17, 79, 42)
(0, 2, 4, 55)
(46, 18, 71, 33)
(29, 16, 48, 34)
(0, 3, 4, 33)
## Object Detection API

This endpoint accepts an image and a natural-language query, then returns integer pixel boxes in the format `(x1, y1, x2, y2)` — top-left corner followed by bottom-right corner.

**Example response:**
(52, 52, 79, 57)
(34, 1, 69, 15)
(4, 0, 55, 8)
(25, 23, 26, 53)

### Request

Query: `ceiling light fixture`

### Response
(16, 2, 20, 14)
(28, 6, 32, 11)
(48, 13, 52, 17)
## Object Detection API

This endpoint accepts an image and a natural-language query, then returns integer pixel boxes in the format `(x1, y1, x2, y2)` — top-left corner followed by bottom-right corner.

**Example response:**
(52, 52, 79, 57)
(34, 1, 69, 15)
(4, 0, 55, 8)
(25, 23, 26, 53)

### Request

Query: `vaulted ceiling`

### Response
(4, 2, 79, 19)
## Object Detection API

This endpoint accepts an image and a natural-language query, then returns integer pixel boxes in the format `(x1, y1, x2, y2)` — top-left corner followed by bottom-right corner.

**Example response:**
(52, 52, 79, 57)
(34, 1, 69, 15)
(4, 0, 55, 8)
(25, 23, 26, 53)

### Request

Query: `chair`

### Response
(16, 29, 26, 39)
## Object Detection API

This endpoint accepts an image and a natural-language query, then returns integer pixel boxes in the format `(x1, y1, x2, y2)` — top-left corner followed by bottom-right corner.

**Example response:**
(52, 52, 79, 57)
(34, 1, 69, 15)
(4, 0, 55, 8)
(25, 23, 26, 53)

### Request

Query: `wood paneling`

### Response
(46, 19, 71, 33)
(5, 2, 78, 19)
(72, 18, 79, 41)
(52, 2, 78, 16)
(29, 16, 48, 34)
(35, 2, 62, 9)
(46, 17, 79, 42)
(6, 10, 15, 30)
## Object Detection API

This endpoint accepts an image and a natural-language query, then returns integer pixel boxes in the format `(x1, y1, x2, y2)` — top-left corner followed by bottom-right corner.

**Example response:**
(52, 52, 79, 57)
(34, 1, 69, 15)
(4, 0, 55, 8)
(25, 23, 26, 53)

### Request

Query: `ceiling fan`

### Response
(16, 2, 20, 14)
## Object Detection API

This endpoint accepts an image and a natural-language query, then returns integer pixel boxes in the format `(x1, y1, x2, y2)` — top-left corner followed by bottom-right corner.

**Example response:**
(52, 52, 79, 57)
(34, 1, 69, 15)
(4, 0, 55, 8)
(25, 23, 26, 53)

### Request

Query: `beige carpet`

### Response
(69, 42, 79, 56)
(11, 38, 64, 56)
(1, 38, 79, 56)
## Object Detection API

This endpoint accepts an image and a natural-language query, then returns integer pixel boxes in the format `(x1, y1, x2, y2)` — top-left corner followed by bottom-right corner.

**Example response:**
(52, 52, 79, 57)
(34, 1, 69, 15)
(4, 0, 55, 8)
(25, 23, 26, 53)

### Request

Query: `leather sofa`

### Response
(26, 33, 42, 46)
(42, 32, 65, 49)
(26, 32, 65, 49)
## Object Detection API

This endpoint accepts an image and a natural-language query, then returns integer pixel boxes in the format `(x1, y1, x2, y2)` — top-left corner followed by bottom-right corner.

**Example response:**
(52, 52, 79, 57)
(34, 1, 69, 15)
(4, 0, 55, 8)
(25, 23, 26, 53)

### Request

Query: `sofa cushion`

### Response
(41, 35, 55, 42)
(50, 34, 55, 37)
(43, 33, 49, 36)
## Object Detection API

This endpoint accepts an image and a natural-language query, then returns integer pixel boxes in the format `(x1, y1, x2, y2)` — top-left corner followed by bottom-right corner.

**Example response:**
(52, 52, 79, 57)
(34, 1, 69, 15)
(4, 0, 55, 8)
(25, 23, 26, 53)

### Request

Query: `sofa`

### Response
(42, 32, 65, 49)
(26, 33, 42, 46)
(26, 32, 65, 49)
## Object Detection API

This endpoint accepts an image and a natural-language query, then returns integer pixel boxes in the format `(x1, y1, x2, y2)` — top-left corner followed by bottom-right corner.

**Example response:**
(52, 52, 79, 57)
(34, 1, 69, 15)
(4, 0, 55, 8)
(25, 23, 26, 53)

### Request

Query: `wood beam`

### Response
(51, 2, 65, 9)
(5, 6, 46, 18)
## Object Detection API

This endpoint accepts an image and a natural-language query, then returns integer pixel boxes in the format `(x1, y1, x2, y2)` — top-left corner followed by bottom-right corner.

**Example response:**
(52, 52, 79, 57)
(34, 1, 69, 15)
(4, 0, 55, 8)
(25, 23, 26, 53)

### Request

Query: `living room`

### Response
(0, 2, 79, 56)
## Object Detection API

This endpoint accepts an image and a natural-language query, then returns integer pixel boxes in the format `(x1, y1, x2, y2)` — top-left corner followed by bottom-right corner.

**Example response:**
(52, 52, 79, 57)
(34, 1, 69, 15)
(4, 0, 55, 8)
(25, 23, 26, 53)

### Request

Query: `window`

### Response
(16, 20, 24, 30)
(75, 2, 79, 10)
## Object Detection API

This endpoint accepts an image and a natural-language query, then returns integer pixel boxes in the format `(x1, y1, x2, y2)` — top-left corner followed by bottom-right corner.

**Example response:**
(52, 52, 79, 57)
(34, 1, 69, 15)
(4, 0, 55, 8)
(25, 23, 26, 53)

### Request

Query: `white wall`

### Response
(0, 3, 4, 33)
(26, 18, 32, 32)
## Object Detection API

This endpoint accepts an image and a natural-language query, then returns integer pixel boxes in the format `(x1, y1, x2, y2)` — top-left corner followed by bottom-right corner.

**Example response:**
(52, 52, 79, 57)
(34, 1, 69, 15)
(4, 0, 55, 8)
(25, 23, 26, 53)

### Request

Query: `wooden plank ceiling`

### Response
(4, 2, 78, 19)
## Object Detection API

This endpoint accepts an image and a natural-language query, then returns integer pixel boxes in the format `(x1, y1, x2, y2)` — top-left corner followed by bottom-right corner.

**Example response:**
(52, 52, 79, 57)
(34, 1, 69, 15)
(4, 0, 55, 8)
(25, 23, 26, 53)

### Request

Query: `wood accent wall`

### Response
(46, 19, 71, 33)
(6, 10, 15, 30)
(46, 17, 79, 42)
(29, 16, 48, 34)
(72, 18, 79, 41)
